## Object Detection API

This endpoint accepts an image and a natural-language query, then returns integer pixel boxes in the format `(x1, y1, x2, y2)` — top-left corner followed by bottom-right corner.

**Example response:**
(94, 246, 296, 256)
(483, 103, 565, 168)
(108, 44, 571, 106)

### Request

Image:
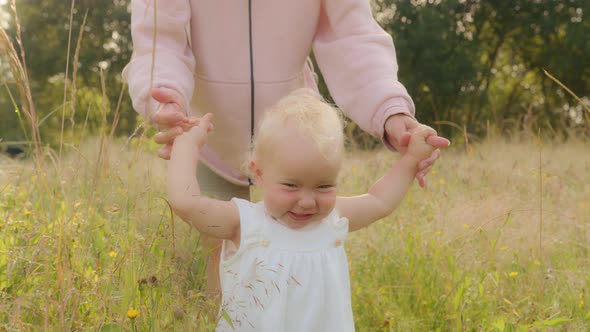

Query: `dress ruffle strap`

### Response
(231, 198, 265, 249)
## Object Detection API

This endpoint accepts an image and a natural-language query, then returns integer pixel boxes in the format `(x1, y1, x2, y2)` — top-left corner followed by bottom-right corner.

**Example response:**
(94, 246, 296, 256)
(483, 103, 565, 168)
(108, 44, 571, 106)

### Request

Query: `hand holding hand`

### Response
(384, 114, 450, 187)
(150, 87, 193, 159)
(405, 128, 437, 163)
(176, 113, 214, 149)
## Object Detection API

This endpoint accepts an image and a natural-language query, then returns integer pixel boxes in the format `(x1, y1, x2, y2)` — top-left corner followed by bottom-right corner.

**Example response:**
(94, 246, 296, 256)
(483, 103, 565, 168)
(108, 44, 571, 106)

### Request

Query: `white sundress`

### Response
(216, 198, 355, 332)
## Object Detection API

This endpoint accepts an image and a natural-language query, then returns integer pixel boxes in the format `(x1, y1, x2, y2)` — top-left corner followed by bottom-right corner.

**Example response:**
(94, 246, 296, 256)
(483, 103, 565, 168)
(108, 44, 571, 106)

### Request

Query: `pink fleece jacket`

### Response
(123, 0, 415, 186)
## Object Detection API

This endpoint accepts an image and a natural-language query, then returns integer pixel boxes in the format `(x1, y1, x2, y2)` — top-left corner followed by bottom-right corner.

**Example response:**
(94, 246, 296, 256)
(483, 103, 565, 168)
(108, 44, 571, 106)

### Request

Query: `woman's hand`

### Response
(405, 127, 438, 164)
(384, 114, 450, 188)
(150, 87, 193, 159)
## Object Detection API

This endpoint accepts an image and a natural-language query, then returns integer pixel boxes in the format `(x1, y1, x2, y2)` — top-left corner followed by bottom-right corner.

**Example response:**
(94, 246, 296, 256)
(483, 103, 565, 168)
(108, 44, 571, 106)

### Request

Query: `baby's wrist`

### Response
(174, 127, 201, 144)
(173, 136, 203, 157)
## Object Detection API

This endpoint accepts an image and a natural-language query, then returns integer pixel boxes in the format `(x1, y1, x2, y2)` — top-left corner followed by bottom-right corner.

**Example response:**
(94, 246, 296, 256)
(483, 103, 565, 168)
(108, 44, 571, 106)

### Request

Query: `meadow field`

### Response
(0, 134, 588, 331)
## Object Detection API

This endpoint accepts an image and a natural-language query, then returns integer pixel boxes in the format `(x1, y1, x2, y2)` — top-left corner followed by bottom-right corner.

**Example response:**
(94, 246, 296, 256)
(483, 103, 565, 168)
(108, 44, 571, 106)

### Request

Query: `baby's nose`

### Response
(298, 194, 316, 208)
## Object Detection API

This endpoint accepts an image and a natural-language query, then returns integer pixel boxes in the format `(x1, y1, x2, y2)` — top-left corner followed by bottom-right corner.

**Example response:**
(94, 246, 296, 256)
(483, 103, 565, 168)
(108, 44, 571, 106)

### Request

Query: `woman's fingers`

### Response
(154, 127, 183, 144)
(426, 135, 451, 148)
(150, 87, 188, 130)
(151, 87, 184, 106)
(151, 105, 187, 129)
(157, 143, 173, 160)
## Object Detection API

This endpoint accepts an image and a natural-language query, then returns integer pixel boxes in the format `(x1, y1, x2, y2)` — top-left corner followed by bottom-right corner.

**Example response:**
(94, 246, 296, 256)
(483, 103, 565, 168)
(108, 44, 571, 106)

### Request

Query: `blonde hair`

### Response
(252, 89, 345, 164)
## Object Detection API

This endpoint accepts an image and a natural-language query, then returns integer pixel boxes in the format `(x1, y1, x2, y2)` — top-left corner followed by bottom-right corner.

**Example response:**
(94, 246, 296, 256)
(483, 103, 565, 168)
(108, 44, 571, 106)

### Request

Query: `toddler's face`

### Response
(254, 129, 342, 229)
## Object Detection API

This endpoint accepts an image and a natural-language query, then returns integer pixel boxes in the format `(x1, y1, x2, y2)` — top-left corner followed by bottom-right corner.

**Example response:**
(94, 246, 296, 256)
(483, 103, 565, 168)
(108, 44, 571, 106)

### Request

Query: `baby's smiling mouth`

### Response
(287, 211, 314, 221)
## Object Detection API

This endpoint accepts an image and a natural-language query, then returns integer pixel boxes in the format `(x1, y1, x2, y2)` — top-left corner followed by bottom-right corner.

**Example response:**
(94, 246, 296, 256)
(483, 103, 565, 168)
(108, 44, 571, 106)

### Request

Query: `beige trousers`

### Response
(197, 163, 250, 305)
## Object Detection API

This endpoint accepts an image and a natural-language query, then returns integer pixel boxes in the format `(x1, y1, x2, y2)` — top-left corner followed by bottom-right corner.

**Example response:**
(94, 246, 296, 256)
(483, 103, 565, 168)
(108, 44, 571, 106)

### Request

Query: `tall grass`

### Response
(2, 2, 215, 330)
(342, 140, 589, 331)
(2, 132, 589, 331)
(1, 2, 589, 331)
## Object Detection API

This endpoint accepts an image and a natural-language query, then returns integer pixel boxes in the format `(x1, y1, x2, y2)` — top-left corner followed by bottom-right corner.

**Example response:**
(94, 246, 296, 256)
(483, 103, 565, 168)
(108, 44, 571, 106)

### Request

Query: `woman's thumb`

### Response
(151, 87, 181, 105)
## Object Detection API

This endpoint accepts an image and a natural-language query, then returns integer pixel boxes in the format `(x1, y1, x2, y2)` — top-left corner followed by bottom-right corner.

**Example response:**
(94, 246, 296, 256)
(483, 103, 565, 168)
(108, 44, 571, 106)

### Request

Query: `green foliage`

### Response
(372, 0, 590, 140)
(0, 96, 24, 141)
(1, 0, 589, 146)
(0, 0, 135, 146)
(34, 76, 111, 146)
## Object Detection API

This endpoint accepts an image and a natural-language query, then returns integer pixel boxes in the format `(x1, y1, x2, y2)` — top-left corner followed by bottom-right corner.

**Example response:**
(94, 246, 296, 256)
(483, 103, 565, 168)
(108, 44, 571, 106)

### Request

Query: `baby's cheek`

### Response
(319, 193, 337, 210)
(268, 190, 295, 206)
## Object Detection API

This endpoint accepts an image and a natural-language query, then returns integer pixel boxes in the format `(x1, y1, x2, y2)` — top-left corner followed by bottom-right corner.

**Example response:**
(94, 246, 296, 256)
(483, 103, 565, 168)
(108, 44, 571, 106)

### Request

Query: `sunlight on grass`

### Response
(341, 138, 589, 331)
(1, 137, 589, 330)
(0, 137, 217, 331)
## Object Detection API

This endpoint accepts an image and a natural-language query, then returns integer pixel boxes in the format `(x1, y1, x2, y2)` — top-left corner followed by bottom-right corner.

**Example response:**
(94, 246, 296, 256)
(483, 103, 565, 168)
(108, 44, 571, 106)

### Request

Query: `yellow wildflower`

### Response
(127, 308, 139, 319)
(509, 272, 518, 277)
(109, 251, 117, 258)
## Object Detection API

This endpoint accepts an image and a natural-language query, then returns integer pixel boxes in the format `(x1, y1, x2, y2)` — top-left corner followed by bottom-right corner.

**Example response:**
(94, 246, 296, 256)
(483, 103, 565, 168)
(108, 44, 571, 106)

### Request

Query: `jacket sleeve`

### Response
(313, 0, 415, 145)
(122, 0, 195, 120)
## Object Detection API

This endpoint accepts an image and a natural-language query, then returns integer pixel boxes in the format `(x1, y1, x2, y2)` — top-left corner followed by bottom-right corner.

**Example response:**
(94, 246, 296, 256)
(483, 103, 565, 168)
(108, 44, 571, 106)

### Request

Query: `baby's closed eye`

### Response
(317, 184, 336, 192)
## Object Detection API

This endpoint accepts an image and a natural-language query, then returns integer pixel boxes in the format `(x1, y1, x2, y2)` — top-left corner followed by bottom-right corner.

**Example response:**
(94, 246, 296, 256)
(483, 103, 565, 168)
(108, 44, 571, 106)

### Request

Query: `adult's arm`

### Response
(313, 0, 413, 148)
(122, 0, 196, 120)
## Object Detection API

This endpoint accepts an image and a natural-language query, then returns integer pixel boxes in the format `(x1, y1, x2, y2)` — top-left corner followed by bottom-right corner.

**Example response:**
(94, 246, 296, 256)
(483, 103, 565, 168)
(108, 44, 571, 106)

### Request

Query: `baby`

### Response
(167, 89, 442, 331)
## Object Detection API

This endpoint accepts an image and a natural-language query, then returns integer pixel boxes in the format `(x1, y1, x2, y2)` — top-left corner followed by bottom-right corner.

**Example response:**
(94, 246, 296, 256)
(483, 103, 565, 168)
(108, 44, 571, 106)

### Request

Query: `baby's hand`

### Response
(406, 128, 437, 163)
(175, 113, 214, 149)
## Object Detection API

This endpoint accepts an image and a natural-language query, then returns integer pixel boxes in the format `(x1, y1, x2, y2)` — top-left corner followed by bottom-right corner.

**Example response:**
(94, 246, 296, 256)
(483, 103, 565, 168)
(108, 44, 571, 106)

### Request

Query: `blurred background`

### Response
(1, 0, 588, 148)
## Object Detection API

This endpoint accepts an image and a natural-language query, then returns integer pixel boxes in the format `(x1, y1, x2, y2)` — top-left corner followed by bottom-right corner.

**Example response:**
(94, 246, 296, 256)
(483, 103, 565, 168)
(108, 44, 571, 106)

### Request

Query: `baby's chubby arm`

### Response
(337, 128, 441, 231)
(167, 114, 240, 241)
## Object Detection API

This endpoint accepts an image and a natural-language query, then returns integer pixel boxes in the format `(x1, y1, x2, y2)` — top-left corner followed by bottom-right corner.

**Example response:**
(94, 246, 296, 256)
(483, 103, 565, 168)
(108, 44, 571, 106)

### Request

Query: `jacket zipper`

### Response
(248, 0, 255, 186)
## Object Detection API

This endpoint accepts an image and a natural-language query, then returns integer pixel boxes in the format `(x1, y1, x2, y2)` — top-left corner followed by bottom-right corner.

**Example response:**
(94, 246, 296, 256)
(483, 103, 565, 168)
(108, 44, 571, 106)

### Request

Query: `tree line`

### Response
(1, 0, 588, 150)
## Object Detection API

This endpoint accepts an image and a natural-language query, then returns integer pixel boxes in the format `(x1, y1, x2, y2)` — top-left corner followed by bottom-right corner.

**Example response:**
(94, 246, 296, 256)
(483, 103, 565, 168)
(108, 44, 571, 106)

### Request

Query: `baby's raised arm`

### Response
(167, 114, 240, 241)
(336, 128, 439, 231)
